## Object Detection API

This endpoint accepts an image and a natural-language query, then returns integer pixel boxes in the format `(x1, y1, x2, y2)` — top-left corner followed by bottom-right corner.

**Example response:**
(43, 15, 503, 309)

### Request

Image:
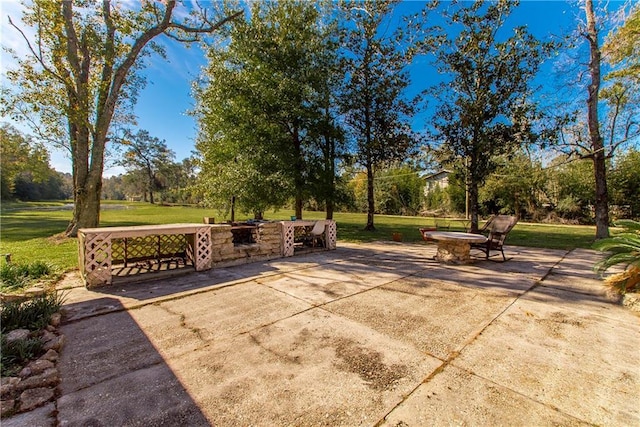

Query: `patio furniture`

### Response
(419, 217, 453, 242)
(419, 227, 437, 242)
(471, 215, 518, 261)
(78, 224, 213, 287)
(281, 220, 337, 256)
(307, 220, 327, 248)
(421, 231, 488, 264)
(435, 218, 450, 230)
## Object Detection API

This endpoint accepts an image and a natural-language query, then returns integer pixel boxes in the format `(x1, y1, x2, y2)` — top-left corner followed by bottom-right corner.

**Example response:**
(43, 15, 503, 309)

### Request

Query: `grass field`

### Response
(0, 200, 599, 275)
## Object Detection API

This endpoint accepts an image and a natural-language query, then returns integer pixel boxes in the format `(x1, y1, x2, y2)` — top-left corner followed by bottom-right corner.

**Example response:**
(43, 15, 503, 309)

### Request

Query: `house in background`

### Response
(422, 169, 451, 196)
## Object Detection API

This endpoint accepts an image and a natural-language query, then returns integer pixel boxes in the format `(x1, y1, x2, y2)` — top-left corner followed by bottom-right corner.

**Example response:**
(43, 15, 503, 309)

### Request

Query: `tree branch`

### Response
(7, 16, 67, 87)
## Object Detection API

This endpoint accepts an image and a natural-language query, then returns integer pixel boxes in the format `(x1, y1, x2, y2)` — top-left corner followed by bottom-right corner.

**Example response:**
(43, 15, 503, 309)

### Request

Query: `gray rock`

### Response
(39, 349, 59, 363)
(4, 329, 30, 343)
(1, 398, 16, 417)
(18, 387, 54, 412)
(1, 377, 20, 398)
(49, 312, 62, 327)
(1, 402, 55, 427)
(17, 368, 59, 392)
(39, 330, 55, 343)
(18, 367, 32, 379)
(42, 334, 65, 352)
(25, 360, 55, 376)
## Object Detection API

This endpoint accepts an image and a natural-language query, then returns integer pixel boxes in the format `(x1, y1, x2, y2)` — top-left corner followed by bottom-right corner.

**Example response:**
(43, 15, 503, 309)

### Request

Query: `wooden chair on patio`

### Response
(471, 215, 518, 261)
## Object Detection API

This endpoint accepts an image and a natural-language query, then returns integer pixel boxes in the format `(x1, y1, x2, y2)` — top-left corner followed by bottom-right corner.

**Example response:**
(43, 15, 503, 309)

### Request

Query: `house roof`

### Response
(421, 169, 452, 181)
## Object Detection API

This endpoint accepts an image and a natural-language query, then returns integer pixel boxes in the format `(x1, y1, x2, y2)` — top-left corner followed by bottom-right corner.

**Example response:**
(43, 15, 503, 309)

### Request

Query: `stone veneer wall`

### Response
(209, 222, 283, 268)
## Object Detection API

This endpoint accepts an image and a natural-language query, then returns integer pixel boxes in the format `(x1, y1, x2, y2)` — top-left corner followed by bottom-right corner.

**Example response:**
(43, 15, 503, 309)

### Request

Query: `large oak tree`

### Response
(194, 0, 341, 220)
(430, 0, 555, 232)
(2, 0, 241, 236)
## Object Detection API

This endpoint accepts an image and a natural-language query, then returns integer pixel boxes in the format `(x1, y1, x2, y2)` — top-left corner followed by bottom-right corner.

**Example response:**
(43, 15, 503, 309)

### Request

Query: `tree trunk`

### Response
(468, 180, 480, 234)
(323, 119, 336, 221)
(57, 2, 243, 238)
(231, 195, 236, 222)
(585, 0, 609, 239)
(326, 199, 334, 220)
(365, 158, 375, 231)
(293, 126, 304, 220)
(65, 165, 103, 237)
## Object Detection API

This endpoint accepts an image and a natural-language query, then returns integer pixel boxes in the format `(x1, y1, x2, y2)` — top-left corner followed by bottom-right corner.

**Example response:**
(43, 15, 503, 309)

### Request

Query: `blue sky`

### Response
(0, 1, 625, 176)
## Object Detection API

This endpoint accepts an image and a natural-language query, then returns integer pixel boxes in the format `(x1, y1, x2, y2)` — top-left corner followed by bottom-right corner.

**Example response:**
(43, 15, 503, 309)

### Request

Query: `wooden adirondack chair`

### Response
(471, 215, 518, 261)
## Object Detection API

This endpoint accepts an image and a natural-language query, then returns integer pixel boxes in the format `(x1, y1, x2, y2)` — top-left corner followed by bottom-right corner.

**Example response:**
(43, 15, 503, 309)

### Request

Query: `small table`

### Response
(423, 231, 487, 264)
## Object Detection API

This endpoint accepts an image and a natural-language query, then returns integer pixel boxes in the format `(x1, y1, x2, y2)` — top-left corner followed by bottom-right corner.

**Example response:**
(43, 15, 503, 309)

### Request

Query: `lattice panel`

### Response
(282, 223, 295, 257)
(326, 221, 337, 250)
(112, 234, 188, 264)
(195, 227, 212, 270)
(83, 232, 113, 286)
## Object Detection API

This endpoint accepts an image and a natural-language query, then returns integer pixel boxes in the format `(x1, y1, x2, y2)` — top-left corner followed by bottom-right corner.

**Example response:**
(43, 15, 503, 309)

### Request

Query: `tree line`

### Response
(2, 0, 638, 236)
(0, 123, 72, 201)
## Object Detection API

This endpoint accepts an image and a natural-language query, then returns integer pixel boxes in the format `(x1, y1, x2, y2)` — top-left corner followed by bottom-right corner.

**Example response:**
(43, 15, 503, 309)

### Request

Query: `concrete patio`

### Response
(8, 242, 639, 426)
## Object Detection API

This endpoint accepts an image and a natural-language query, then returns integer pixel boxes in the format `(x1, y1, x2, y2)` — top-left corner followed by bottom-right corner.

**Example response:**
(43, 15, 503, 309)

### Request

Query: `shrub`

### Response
(0, 292, 65, 333)
(1, 335, 44, 377)
(593, 220, 640, 294)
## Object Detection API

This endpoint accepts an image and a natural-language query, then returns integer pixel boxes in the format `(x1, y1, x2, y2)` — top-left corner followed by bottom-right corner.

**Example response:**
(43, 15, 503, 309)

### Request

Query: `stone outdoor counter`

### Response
(78, 220, 336, 288)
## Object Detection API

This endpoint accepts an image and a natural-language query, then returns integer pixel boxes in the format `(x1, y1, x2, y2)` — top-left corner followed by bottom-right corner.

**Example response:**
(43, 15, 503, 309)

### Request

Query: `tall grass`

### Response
(1, 261, 52, 291)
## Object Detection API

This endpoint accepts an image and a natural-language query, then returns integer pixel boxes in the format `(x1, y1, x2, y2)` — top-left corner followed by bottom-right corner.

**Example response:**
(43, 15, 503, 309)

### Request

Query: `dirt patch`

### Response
(46, 233, 72, 245)
(534, 311, 585, 339)
(333, 338, 408, 391)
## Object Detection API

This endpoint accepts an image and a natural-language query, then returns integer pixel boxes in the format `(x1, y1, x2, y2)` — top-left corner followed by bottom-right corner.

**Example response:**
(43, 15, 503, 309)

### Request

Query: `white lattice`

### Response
(195, 227, 212, 270)
(82, 232, 113, 286)
(326, 221, 337, 250)
(282, 223, 295, 256)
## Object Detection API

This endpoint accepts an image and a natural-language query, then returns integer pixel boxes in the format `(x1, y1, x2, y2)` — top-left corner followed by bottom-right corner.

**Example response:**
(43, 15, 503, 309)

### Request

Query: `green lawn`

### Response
(0, 200, 599, 274)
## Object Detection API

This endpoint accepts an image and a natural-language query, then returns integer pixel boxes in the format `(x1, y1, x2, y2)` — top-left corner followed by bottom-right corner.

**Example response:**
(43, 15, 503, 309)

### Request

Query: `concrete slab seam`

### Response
(60, 250, 365, 326)
(374, 251, 570, 426)
(240, 260, 435, 339)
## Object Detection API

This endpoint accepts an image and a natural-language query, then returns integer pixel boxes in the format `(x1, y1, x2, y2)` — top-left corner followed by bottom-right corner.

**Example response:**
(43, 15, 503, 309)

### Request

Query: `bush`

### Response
(1, 335, 44, 377)
(0, 292, 65, 333)
(0, 260, 52, 291)
(593, 220, 640, 294)
(0, 292, 64, 376)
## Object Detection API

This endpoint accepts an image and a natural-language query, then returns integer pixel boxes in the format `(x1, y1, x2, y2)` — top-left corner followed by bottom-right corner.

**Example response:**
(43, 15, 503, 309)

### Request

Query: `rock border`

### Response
(1, 312, 64, 418)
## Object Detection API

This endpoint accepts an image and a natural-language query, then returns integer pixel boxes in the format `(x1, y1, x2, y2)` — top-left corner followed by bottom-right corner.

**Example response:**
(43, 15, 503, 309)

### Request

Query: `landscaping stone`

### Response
(0, 399, 15, 417)
(4, 329, 30, 343)
(20, 360, 54, 378)
(1, 313, 63, 422)
(24, 287, 46, 298)
(40, 350, 59, 363)
(18, 388, 54, 412)
(0, 377, 20, 398)
(17, 368, 59, 391)
(49, 313, 61, 327)
(41, 334, 65, 352)
(623, 292, 640, 312)
(1, 403, 56, 427)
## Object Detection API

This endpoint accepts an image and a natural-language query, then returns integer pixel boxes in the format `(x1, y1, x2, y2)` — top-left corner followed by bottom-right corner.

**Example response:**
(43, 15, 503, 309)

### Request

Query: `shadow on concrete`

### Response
(62, 243, 611, 324)
(57, 297, 210, 426)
